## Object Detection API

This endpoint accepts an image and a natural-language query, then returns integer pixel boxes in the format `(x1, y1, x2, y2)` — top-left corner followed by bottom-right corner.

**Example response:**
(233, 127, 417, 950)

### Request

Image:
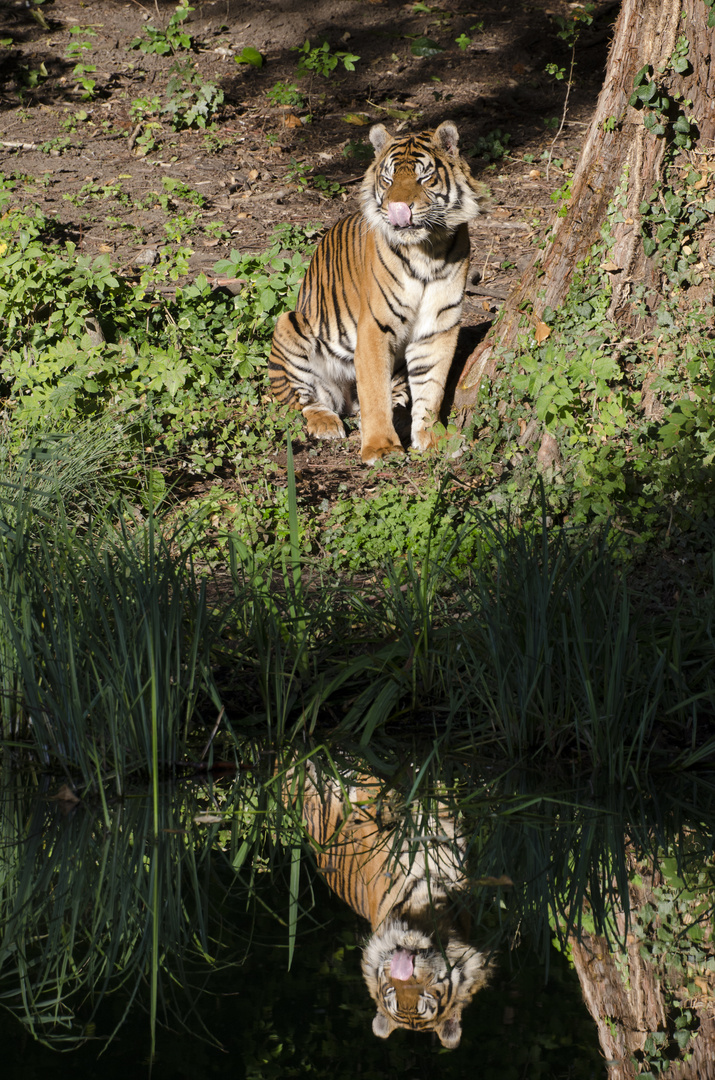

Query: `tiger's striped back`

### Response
(284, 762, 491, 1049)
(268, 123, 487, 465)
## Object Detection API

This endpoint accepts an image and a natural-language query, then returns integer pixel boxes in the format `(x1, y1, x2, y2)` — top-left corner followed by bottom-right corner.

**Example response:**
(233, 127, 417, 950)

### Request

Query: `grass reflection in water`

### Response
(1, 757, 714, 1078)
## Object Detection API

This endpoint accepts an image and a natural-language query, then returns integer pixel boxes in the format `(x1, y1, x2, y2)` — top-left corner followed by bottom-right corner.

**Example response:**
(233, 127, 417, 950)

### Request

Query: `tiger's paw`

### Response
(410, 426, 440, 454)
(303, 404, 346, 440)
(360, 439, 406, 465)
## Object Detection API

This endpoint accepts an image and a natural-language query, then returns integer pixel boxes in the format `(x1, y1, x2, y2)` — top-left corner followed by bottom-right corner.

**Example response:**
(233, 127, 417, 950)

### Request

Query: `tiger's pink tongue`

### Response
(387, 201, 412, 228)
(390, 948, 415, 981)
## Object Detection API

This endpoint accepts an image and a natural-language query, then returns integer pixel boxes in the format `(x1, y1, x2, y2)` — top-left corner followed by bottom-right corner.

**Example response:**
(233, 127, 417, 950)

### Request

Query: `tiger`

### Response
(268, 122, 488, 464)
(283, 761, 492, 1049)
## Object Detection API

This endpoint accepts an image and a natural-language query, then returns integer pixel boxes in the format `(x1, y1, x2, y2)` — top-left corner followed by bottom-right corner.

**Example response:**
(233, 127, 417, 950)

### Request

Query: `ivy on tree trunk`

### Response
(455, 0, 715, 413)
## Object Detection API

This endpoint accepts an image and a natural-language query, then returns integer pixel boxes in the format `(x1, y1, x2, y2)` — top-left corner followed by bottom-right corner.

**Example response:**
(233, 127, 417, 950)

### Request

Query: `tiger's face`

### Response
(362, 918, 490, 1049)
(360, 121, 485, 247)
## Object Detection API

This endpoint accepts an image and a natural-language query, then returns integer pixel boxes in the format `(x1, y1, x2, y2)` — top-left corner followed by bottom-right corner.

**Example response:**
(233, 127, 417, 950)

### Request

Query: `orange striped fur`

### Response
(269, 123, 487, 464)
(284, 762, 491, 1048)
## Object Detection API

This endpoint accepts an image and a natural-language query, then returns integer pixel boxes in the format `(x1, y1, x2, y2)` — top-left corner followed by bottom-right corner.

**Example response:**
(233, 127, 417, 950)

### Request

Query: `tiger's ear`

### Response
(434, 121, 460, 156)
(372, 1011, 396, 1039)
(369, 124, 391, 154)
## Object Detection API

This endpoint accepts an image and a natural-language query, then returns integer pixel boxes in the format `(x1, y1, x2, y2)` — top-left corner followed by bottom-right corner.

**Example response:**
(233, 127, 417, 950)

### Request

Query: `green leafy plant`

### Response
(545, 61, 566, 81)
(666, 34, 691, 75)
(0, 202, 317, 475)
(64, 27, 98, 97)
(455, 25, 483, 50)
(266, 81, 305, 107)
(72, 63, 97, 99)
(129, 3, 195, 55)
(129, 94, 162, 122)
(17, 61, 48, 96)
(65, 26, 96, 57)
(629, 64, 695, 149)
(468, 128, 511, 161)
(292, 39, 360, 79)
(38, 135, 71, 155)
(163, 64, 224, 130)
(311, 174, 345, 197)
(461, 150, 715, 539)
(550, 3, 595, 47)
(285, 158, 311, 191)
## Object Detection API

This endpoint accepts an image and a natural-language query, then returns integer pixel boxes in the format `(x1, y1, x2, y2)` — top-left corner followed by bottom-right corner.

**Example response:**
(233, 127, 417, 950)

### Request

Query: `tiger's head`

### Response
(360, 121, 487, 248)
(361, 918, 491, 1049)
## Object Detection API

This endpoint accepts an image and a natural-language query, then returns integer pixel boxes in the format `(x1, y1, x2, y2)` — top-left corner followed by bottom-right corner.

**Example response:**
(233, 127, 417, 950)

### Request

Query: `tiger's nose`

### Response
(387, 201, 412, 228)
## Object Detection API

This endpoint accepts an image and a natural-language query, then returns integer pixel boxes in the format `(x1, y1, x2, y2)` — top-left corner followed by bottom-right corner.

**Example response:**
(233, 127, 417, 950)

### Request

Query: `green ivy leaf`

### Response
(235, 46, 263, 68)
(410, 37, 444, 57)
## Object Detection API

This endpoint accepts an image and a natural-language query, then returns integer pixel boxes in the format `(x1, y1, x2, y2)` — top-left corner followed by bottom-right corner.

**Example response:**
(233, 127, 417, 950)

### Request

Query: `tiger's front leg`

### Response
(353, 315, 405, 465)
(406, 322, 460, 454)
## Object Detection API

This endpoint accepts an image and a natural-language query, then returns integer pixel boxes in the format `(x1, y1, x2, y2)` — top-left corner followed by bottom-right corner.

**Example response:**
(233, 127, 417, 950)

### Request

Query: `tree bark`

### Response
(455, 0, 715, 411)
(568, 860, 715, 1079)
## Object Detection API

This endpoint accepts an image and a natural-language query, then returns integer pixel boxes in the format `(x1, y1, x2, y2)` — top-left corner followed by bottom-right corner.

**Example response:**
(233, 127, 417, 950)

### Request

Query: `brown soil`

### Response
(0, 0, 615, 498)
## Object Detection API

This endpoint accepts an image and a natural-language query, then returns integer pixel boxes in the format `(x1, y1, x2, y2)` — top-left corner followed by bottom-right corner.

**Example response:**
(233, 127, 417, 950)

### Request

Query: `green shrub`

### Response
(0, 199, 316, 474)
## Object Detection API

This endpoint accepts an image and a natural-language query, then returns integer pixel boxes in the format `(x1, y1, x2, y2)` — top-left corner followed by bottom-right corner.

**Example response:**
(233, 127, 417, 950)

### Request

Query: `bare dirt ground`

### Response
(0, 0, 615, 500)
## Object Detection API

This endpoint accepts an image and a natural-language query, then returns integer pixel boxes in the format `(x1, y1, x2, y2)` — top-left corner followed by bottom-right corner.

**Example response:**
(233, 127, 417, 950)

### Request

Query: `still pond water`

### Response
(2, 753, 714, 1080)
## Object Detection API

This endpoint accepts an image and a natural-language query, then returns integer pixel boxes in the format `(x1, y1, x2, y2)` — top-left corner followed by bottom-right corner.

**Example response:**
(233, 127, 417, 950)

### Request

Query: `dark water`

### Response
(2, 755, 713, 1080)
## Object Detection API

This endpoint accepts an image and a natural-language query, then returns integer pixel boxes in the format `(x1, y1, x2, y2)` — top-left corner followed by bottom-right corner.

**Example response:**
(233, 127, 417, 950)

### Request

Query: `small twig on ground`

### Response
(1, 140, 38, 150)
(126, 123, 142, 151)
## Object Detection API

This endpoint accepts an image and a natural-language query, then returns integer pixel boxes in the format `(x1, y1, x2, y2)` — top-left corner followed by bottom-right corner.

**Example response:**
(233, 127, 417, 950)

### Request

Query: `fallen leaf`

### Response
(344, 112, 371, 125)
(282, 112, 303, 128)
(377, 105, 416, 120)
(534, 320, 551, 343)
(600, 259, 621, 273)
(537, 430, 561, 470)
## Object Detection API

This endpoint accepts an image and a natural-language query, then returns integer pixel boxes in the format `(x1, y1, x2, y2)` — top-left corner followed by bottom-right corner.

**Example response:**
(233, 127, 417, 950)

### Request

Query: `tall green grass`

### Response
(2, 438, 714, 789)
(225, 502, 714, 775)
(0, 484, 226, 798)
(330, 513, 715, 770)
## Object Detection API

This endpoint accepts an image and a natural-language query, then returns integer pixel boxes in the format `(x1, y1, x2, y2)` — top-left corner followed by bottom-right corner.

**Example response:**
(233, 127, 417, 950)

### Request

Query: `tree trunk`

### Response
(455, 0, 715, 411)
(568, 859, 715, 1078)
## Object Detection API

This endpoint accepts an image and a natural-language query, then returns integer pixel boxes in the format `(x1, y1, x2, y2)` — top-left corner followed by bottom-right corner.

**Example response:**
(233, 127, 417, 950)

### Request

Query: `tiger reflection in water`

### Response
(284, 762, 491, 1049)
